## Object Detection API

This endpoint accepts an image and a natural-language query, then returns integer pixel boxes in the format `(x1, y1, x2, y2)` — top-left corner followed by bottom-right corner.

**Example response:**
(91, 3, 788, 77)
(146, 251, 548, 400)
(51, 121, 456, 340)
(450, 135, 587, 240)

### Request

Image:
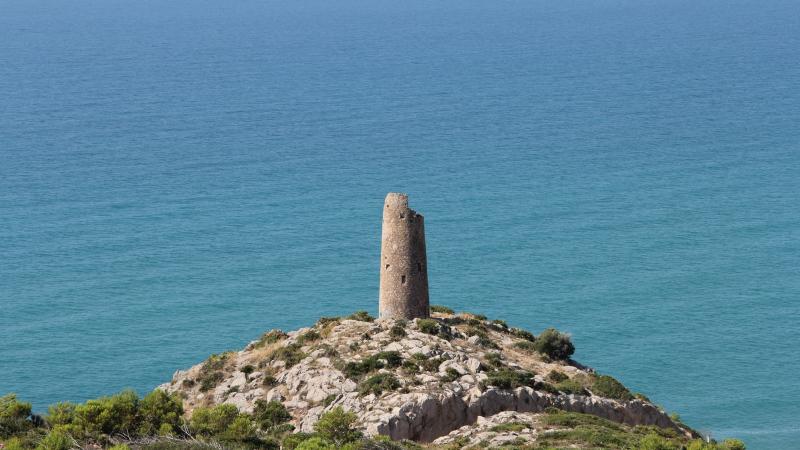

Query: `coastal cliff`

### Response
(157, 307, 717, 449)
(0, 307, 746, 450)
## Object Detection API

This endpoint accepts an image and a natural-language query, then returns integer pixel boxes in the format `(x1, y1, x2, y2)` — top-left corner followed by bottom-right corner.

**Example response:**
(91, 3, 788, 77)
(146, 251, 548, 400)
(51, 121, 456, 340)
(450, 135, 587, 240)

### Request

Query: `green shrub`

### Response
(282, 432, 319, 450)
(189, 404, 239, 436)
(314, 407, 362, 445)
(466, 328, 498, 349)
(639, 432, 678, 450)
(358, 374, 401, 396)
(591, 375, 633, 401)
(430, 305, 454, 314)
(297, 330, 321, 345)
(241, 365, 255, 380)
(721, 439, 746, 450)
(347, 311, 374, 322)
(221, 415, 257, 441)
(198, 354, 229, 392)
(547, 370, 568, 383)
(489, 422, 528, 432)
(389, 323, 407, 339)
(46, 403, 76, 429)
(472, 314, 488, 321)
(262, 371, 278, 388)
(485, 370, 535, 390)
(35, 430, 71, 450)
(513, 341, 536, 352)
(322, 395, 337, 407)
(411, 354, 444, 373)
(511, 328, 536, 342)
(70, 390, 139, 439)
(253, 400, 291, 430)
(343, 352, 402, 379)
(272, 344, 306, 368)
(417, 319, 438, 335)
(109, 445, 131, 450)
(137, 390, 183, 436)
(317, 317, 340, 327)
(440, 368, 461, 382)
(491, 319, 508, 329)
(0, 394, 32, 438)
(533, 328, 575, 360)
(199, 372, 224, 392)
(484, 352, 503, 369)
(401, 361, 419, 374)
(255, 330, 288, 348)
(4, 438, 26, 450)
(375, 351, 403, 368)
(555, 379, 587, 395)
(296, 436, 336, 450)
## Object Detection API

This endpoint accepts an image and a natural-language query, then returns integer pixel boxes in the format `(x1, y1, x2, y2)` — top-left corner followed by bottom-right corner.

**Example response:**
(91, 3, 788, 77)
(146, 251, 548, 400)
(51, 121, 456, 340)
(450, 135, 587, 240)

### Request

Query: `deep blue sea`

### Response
(1, 0, 798, 448)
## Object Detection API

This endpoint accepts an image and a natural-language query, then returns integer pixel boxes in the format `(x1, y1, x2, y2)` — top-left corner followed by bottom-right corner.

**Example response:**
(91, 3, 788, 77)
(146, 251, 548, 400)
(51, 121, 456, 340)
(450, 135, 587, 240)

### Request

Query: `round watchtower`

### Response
(379, 193, 430, 320)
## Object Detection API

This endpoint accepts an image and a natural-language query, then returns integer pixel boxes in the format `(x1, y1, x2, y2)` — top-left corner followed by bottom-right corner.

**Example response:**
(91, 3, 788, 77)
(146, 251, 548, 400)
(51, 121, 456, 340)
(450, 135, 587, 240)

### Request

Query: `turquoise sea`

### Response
(1, 0, 798, 448)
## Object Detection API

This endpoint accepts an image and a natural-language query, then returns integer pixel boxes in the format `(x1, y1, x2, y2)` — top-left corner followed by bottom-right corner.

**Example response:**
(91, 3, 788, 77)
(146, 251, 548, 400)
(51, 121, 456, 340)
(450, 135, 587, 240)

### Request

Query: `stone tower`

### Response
(379, 193, 430, 320)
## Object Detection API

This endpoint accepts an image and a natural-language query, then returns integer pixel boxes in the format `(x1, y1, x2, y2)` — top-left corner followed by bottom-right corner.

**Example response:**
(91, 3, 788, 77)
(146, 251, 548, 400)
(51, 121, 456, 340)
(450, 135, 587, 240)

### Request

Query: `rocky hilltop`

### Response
(159, 308, 700, 448)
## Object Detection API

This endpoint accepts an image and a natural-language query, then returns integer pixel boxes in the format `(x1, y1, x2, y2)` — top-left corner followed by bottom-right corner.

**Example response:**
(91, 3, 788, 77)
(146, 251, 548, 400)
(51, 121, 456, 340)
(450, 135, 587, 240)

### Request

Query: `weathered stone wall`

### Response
(379, 193, 429, 319)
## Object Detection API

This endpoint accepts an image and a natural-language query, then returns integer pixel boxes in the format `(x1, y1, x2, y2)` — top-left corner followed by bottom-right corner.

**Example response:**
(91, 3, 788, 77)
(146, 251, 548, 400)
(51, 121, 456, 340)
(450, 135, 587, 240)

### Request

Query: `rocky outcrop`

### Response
(159, 312, 690, 445)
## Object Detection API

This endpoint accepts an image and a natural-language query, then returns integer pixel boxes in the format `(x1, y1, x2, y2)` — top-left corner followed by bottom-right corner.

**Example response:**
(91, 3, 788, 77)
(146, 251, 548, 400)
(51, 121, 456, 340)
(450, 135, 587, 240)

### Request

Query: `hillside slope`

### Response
(160, 309, 697, 447)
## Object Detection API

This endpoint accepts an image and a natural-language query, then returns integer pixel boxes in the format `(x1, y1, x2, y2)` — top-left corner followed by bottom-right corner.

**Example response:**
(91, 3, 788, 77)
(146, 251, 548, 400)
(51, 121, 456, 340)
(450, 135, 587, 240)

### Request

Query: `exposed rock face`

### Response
(159, 312, 689, 444)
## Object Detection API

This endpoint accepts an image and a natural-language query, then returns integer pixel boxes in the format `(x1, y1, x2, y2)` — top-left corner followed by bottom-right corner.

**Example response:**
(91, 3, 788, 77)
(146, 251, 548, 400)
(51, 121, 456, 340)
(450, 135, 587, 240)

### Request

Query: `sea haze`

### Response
(1, 0, 798, 448)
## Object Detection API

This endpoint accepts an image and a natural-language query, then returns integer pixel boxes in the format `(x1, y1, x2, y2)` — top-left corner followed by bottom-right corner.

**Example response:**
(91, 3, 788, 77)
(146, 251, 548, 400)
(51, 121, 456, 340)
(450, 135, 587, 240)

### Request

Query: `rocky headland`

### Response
(156, 307, 715, 449)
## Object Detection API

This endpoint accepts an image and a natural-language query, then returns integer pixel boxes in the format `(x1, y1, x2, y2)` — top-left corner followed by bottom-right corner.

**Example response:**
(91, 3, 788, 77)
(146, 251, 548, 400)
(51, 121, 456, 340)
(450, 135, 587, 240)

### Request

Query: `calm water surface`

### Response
(1, 0, 799, 448)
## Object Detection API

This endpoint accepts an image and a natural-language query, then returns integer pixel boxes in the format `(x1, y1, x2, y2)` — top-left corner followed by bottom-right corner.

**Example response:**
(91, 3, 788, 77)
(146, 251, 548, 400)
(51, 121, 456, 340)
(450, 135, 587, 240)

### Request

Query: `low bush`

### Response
(389, 322, 407, 339)
(485, 370, 535, 390)
(271, 343, 306, 368)
(198, 353, 230, 392)
(410, 354, 444, 373)
(533, 328, 575, 360)
(347, 311, 374, 322)
(547, 370, 568, 383)
(430, 305, 454, 314)
(555, 379, 587, 395)
(35, 429, 71, 450)
(343, 352, 401, 379)
(440, 368, 461, 383)
(38, 390, 183, 442)
(489, 422, 528, 432)
(314, 407, 362, 446)
(466, 327, 498, 349)
(316, 317, 340, 327)
(401, 361, 419, 374)
(511, 328, 536, 342)
(591, 375, 633, 401)
(295, 436, 336, 450)
(416, 319, 438, 335)
(297, 330, 321, 345)
(0, 394, 33, 438)
(255, 330, 288, 348)
(189, 404, 239, 436)
(241, 364, 255, 381)
(513, 341, 536, 352)
(358, 374, 401, 396)
(375, 351, 403, 368)
(490, 319, 508, 329)
(484, 352, 503, 369)
(137, 390, 184, 436)
(253, 400, 291, 430)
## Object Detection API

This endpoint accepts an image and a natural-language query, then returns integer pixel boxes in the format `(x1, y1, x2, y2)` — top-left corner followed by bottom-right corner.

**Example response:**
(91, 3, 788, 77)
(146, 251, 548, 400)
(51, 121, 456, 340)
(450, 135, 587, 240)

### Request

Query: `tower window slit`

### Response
(401, 275, 406, 284)
(417, 263, 422, 273)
